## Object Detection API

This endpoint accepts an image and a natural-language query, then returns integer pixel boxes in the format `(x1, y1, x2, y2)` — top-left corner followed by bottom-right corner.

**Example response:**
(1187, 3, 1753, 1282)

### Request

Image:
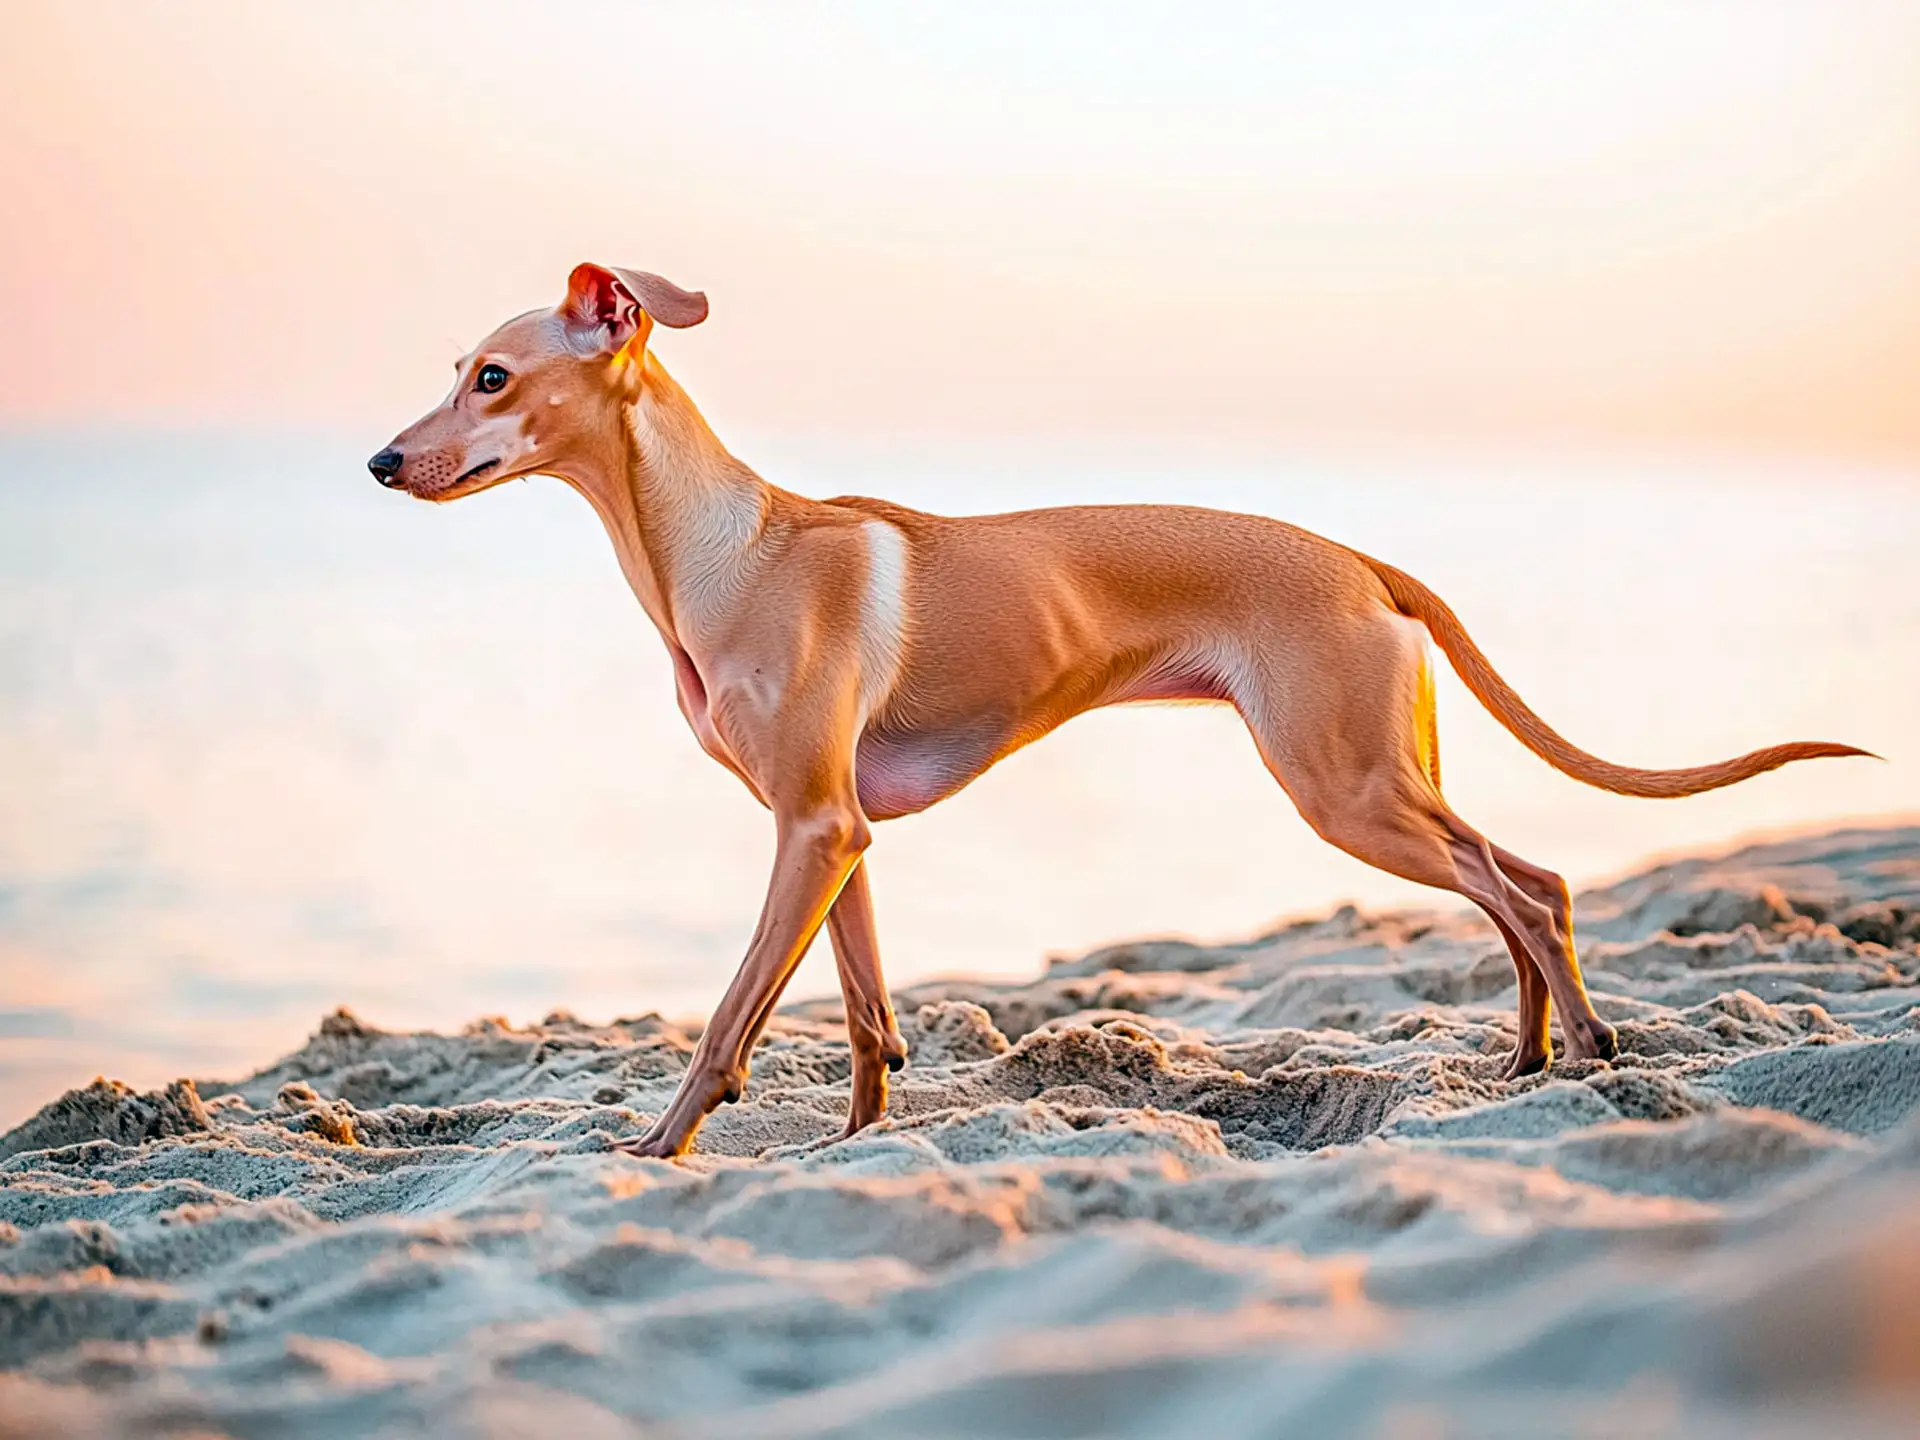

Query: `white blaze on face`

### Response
(465, 412, 538, 471)
(857, 520, 909, 725)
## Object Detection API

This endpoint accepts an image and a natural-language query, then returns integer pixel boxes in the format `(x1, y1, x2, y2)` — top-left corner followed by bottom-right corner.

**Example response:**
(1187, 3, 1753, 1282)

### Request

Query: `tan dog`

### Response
(370, 263, 1869, 1158)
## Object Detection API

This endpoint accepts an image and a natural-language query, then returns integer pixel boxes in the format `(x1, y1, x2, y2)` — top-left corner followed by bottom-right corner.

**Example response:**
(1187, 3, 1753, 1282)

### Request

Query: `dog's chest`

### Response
(671, 645, 753, 779)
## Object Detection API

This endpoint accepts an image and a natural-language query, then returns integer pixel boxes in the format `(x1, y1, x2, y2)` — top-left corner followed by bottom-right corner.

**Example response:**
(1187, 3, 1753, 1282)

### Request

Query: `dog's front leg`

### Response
(825, 858, 909, 1138)
(615, 737, 869, 1159)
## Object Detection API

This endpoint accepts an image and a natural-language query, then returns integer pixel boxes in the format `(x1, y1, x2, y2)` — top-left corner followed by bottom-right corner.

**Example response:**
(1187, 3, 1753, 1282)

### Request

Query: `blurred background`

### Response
(2, 1, 1915, 1123)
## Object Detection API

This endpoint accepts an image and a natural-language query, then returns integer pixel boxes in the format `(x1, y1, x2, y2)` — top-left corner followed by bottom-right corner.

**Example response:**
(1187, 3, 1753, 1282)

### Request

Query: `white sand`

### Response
(3, 826, 1918, 1438)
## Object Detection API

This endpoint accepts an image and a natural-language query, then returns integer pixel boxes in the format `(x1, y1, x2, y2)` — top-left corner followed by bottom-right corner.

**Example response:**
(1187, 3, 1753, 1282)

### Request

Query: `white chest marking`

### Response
(856, 520, 909, 725)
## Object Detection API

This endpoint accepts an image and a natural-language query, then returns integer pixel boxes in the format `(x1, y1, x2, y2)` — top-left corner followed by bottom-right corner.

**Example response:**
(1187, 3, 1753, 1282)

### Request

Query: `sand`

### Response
(2, 825, 1917, 1438)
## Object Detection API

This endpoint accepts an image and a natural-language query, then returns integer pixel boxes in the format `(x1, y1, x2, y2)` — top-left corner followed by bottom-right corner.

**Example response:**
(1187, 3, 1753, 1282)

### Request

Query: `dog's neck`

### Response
(556, 354, 768, 652)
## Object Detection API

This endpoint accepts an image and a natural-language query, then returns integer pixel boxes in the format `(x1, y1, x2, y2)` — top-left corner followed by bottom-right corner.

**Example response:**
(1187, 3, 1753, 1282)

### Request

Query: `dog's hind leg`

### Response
(1408, 640, 1551, 1074)
(1299, 784, 1614, 1066)
(1484, 912, 1554, 1078)
(1236, 614, 1614, 1071)
(1434, 819, 1617, 1062)
(1482, 840, 1607, 1068)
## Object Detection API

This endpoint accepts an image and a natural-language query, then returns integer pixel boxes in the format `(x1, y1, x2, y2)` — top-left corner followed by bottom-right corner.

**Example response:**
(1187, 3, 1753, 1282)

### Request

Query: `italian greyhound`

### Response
(369, 263, 1868, 1158)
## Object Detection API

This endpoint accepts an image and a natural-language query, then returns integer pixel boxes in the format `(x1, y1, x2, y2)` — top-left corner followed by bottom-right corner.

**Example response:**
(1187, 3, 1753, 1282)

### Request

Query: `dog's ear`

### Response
(562, 264, 708, 355)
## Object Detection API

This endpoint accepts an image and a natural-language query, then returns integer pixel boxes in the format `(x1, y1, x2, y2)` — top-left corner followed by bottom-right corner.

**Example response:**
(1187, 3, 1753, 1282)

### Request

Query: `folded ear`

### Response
(562, 263, 709, 355)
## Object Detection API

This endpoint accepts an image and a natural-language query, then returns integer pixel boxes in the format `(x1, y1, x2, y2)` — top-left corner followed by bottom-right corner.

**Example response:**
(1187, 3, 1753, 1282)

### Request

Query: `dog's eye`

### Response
(475, 363, 510, 394)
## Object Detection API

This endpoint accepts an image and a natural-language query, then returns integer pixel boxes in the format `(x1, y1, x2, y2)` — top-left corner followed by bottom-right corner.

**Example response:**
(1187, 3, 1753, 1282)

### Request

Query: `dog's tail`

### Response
(1362, 555, 1875, 798)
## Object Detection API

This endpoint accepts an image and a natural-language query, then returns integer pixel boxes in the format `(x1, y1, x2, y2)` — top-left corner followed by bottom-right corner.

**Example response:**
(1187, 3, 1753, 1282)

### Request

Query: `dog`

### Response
(370, 262, 1869, 1158)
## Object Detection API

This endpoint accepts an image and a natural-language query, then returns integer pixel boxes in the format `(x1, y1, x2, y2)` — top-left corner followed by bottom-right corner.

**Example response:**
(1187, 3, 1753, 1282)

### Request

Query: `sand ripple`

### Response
(3, 826, 1918, 1437)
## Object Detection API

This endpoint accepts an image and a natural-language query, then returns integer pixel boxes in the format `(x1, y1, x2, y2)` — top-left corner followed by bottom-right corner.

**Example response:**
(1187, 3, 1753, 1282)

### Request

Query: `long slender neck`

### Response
(555, 354, 769, 650)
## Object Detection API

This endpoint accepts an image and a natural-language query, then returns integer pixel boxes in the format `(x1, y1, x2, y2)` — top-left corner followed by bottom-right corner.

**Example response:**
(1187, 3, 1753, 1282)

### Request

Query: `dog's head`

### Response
(367, 264, 707, 501)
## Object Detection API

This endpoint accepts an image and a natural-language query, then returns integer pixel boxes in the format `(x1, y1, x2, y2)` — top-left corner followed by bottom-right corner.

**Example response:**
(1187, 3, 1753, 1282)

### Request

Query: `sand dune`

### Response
(3, 826, 1918, 1438)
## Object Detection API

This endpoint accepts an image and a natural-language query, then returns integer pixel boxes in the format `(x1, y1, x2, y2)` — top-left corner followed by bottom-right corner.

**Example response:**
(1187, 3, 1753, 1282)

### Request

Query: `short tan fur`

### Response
(370, 264, 1870, 1157)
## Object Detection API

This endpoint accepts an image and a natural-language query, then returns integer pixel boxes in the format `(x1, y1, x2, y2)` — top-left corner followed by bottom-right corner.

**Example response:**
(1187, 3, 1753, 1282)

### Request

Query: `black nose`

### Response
(368, 448, 405, 487)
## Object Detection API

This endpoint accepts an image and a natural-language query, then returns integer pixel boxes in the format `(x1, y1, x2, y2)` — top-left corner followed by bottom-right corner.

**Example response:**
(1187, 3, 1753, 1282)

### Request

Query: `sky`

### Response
(2, 4, 1917, 1114)
(4, 0, 1919, 460)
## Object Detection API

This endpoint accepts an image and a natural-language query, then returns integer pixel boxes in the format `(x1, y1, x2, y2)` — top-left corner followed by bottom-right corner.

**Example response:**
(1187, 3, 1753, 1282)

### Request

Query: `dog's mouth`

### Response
(411, 456, 517, 504)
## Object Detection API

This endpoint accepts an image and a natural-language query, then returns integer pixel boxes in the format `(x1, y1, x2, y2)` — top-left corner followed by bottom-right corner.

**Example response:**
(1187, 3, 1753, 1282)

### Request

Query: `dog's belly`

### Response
(855, 725, 1008, 820)
(854, 660, 1233, 820)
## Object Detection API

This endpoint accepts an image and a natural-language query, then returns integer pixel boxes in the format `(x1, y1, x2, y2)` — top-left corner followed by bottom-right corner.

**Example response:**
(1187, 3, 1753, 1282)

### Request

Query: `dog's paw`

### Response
(611, 1131, 687, 1161)
(1499, 1048, 1550, 1082)
(1573, 1019, 1620, 1063)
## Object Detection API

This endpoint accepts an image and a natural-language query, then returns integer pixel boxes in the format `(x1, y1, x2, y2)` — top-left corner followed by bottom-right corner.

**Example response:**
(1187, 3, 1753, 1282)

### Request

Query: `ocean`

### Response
(1, 429, 1913, 1123)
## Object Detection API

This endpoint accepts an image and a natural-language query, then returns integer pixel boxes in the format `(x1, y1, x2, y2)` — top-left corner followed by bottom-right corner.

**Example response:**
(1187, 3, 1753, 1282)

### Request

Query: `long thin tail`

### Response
(1362, 555, 1875, 798)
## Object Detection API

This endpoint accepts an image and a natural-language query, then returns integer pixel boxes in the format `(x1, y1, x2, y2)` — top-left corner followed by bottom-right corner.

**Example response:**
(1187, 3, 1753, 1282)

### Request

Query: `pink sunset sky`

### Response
(3, 1, 1919, 461)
